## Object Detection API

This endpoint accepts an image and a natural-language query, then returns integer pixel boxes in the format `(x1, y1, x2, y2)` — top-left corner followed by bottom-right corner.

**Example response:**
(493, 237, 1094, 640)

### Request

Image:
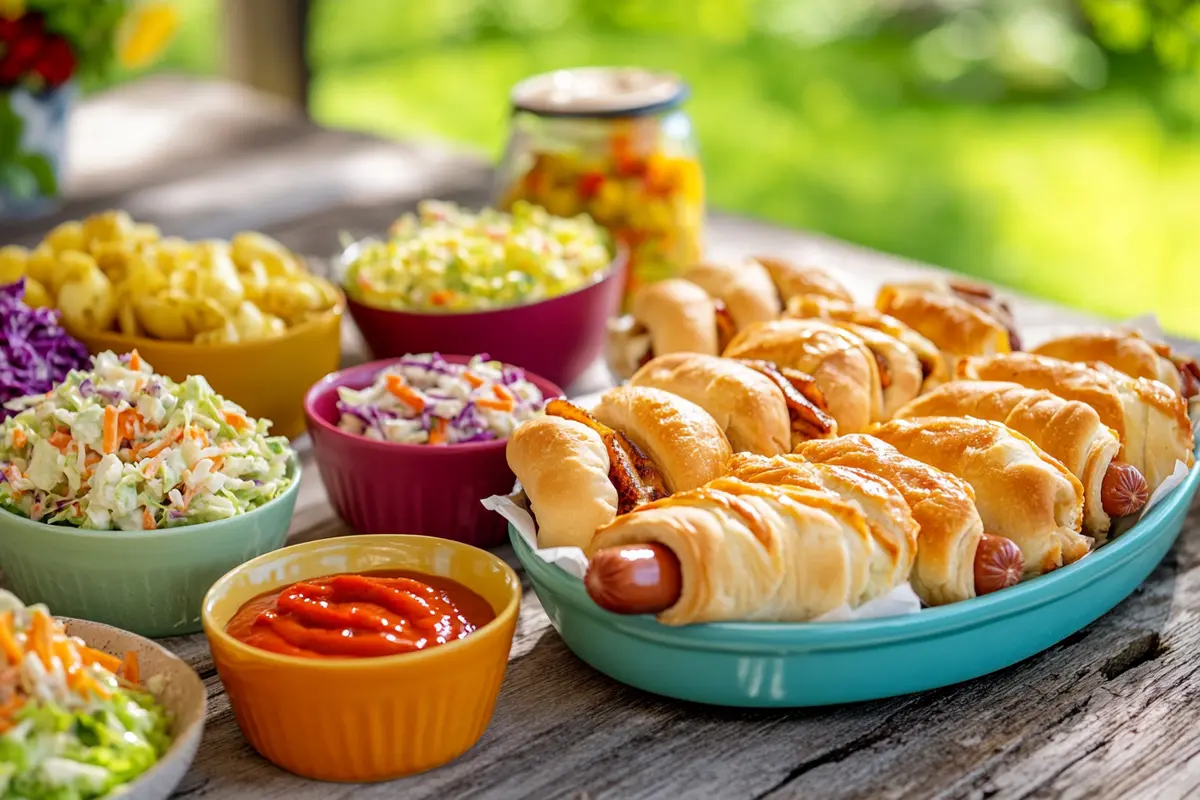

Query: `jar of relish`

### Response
(496, 68, 704, 305)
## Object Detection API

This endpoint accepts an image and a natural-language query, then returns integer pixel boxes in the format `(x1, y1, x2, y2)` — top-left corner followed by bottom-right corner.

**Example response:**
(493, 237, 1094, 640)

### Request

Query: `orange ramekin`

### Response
(201, 535, 521, 782)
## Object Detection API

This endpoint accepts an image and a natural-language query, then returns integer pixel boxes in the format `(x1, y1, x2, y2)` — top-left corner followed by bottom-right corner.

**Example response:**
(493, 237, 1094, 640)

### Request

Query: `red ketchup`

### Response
(226, 571, 495, 659)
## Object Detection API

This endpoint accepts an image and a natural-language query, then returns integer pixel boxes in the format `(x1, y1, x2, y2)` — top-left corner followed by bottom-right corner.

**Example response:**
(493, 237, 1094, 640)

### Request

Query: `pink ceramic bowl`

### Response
(304, 356, 564, 547)
(342, 247, 627, 389)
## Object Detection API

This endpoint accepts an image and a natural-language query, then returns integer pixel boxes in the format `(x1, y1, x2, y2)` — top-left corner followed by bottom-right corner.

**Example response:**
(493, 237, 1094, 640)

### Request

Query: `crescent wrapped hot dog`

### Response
(586, 477, 892, 624)
(1032, 329, 1200, 400)
(723, 319, 884, 433)
(751, 255, 853, 304)
(792, 434, 1021, 605)
(957, 353, 1194, 490)
(876, 281, 1012, 369)
(838, 323, 922, 419)
(682, 260, 781, 330)
(869, 417, 1090, 577)
(604, 279, 724, 380)
(629, 354, 837, 455)
(894, 381, 1145, 539)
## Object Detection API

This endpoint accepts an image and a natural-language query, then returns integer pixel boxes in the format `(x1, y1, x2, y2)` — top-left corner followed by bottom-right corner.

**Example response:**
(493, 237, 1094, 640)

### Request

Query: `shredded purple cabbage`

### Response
(0, 279, 90, 418)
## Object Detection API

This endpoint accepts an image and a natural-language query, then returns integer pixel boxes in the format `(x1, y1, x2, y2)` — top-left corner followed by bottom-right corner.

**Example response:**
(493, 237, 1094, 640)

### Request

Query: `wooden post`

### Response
(222, 0, 311, 110)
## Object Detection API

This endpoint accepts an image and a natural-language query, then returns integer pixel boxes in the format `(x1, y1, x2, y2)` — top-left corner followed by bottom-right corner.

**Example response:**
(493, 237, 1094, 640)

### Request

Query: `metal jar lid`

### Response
(510, 67, 689, 118)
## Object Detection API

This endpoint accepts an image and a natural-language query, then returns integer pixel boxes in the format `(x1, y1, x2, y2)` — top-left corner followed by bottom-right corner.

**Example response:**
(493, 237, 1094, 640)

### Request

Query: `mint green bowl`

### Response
(0, 459, 300, 638)
(513, 451, 1199, 707)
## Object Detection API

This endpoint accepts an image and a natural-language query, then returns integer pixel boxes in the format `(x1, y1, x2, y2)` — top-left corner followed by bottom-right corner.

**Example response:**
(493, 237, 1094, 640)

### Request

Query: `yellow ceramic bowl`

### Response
(201, 535, 521, 783)
(74, 297, 344, 439)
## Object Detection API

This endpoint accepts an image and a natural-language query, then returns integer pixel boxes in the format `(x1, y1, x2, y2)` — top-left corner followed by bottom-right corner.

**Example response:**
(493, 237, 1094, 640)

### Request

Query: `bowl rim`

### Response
(303, 354, 565, 456)
(513, 446, 1200, 652)
(0, 455, 301, 541)
(73, 292, 346, 354)
(201, 533, 522, 669)
(337, 241, 628, 318)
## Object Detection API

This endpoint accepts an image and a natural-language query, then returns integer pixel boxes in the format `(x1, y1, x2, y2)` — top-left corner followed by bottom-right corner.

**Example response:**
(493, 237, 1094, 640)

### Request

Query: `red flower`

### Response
(0, 53, 21, 84)
(31, 35, 74, 87)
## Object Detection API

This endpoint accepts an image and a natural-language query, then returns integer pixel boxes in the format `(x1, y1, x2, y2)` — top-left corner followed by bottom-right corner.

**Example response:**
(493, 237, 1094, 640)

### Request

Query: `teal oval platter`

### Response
(511, 452, 1200, 708)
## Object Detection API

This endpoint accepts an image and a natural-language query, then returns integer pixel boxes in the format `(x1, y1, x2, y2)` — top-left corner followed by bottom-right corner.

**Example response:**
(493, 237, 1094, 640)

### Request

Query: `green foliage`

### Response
(1082, 0, 1200, 70)
(0, 94, 56, 198)
(28, 0, 129, 79)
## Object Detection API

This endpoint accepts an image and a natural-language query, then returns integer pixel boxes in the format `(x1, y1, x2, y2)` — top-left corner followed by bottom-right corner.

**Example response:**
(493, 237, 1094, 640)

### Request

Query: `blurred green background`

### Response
(129, 0, 1199, 336)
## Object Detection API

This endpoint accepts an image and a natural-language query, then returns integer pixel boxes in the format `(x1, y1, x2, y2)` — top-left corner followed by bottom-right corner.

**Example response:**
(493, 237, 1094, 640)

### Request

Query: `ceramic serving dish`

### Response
(305, 356, 563, 546)
(0, 459, 301, 638)
(340, 244, 626, 389)
(60, 618, 207, 800)
(511, 452, 1200, 708)
(202, 534, 521, 783)
(77, 298, 344, 439)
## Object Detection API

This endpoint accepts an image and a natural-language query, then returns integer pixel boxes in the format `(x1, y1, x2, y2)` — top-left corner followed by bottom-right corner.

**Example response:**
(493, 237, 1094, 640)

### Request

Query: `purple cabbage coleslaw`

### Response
(0, 278, 90, 418)
(336, 353, 545, 444)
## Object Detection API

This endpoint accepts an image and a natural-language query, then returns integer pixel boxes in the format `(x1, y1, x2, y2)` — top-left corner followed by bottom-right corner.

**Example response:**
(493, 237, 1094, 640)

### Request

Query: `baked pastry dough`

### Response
(605, 278, 719, 379)
(895, 381, 1123, 539)
(869, 417, 1090, 576)
(506, 416, 618, 549)
(876, 282, 1011, 367)
(752, 255, 854, 304)
(839, 323, 922, 419)
(957, 353, 1194, 490)
(726, 453, 918, 593)
(592, 386, 732, 492)
(1031, 330, 1186, 395)
(792, 434, 984, 606)
(588, 476, 889, 624)
(785, 295, 949, 391)
(630, 353, 792, 456)
(683, 260, 781, 330)
(723, 319, 883, 433)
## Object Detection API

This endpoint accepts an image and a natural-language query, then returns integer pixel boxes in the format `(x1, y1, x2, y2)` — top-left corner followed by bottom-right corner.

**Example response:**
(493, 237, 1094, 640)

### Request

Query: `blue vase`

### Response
(2, 82, 74, 220)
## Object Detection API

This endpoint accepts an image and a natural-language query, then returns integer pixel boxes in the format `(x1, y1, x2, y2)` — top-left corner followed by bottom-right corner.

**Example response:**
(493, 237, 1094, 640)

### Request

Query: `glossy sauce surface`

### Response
(226, 570, 496, 659)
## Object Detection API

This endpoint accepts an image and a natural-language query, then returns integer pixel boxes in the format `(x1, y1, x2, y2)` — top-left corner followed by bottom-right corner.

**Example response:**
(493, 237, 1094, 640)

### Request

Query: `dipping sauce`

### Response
(226, 570, 496, 659)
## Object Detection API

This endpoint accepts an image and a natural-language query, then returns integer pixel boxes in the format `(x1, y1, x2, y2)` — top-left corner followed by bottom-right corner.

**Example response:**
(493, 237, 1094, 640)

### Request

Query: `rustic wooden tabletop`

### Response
(4, 76, 1199, 800)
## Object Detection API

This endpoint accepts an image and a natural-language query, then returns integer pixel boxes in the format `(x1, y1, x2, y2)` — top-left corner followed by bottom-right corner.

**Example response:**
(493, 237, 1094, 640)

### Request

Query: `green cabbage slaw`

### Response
(0, 591, 172, 799)
(0, 351, 294, 530)
(342, 200, 613, 312)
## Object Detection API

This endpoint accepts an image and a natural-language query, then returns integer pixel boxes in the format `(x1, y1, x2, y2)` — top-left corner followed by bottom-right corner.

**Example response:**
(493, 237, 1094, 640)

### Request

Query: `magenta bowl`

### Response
(341, 247, 627, 389)
(304, 356, 564, 547)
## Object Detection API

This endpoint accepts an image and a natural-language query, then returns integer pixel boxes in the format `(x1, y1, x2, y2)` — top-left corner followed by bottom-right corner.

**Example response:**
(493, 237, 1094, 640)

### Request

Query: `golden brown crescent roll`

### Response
(723, 319, 883, 433)
(838, 323, 922, 420)
(592, 386, 732, 493)
(605, 278, 720, 380)
(1031, 330, 1197, 398)
(506, 416, 619, 549)
(785, 295, 949, 391)
(894, 381, 1124, 539)
(726, 453, 918, 593)
(588, 477, 889, 624)
(683, 260, 781, 330)
(792, 434, 985, 606)
(957, 353, 1194, 490)
(869, 417, 1090, 577)
(876, 283, 1011, 366)
(630, 353, 792, 456)
(751, 255, 854, 304)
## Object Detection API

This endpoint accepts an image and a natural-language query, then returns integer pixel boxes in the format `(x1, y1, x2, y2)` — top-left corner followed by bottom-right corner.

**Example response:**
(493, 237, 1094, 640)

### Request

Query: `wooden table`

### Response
(5, 77, 1199, 799)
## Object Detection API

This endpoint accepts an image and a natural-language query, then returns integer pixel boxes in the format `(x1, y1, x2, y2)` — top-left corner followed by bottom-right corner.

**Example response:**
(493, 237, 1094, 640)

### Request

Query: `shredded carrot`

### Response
(80, 646, 123, 673)
(78, 673, 111, 700)
(48, 430, 72, 450)
(464, 371, 484, 389)
(0, 612, 22, 665)
(55, 639, 80, 683)
(0, 695, 24, 726)
(128, 350, 141, 371)
(117, 408, 141, 444)
(429, 290, 455, 306)
(428, 417, 448, 445)
(492, 384, 514, 403)
(102, 406, 119, 454)
(141, 508, 156, 530)
(11, 429, 25, 449)
(476, 397, 515, 413)
(122, 650, 141, 684)
(27, 612, 53, 670)
(223, 410, 250, 431)
(385, 375, 426, 412)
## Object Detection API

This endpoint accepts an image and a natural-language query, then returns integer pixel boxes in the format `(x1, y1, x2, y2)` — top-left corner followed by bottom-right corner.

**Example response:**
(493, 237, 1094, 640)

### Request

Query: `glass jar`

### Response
(496, 68, 705, 305)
